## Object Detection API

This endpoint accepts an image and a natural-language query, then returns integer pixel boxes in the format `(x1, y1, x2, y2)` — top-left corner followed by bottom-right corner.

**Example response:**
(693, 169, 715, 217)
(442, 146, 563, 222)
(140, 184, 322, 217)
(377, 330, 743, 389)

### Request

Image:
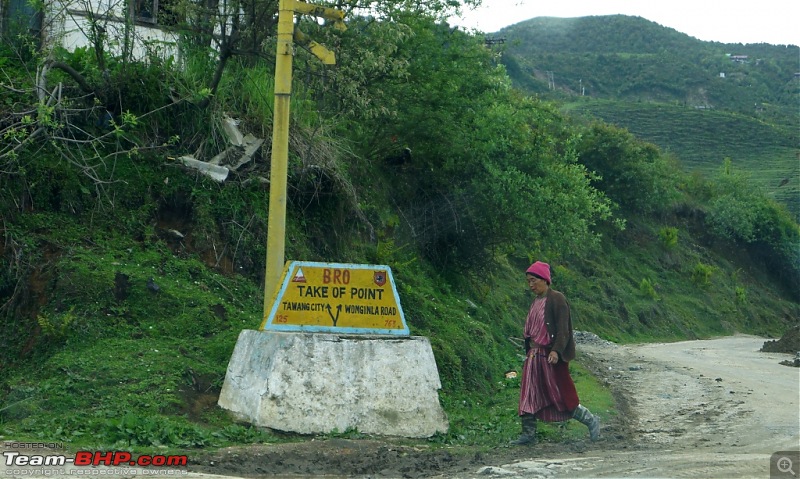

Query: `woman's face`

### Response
(526, 274, 548, 295)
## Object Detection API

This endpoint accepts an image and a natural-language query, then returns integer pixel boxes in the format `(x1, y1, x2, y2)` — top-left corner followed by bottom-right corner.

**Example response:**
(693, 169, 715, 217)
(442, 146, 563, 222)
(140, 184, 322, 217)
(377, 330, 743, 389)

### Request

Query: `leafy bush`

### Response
(706, 160, 800, 294)
(735, 286, 747, 304)
(36, 307, 77, 341)
(691, 263, 714, 287)
(576, 122, 680, 215)
(658, 227, 679, 251)
(639, 278, 658, 300)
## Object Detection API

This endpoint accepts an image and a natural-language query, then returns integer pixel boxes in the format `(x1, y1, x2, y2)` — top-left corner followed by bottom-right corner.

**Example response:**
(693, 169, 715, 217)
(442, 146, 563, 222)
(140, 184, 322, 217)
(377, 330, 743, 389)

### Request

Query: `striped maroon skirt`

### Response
(518, 347, 580, 421)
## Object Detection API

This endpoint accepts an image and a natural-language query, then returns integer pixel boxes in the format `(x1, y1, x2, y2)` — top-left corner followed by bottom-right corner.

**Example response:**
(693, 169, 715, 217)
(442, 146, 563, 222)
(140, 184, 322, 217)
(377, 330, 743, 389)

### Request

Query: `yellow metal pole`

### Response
(262, 0, 345, 323)
(263, 0, 295, 316)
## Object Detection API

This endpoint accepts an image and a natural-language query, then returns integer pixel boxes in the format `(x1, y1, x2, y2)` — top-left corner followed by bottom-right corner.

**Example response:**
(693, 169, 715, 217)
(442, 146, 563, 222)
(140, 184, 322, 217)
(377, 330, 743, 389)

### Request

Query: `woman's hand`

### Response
(547, 351, 559, 364)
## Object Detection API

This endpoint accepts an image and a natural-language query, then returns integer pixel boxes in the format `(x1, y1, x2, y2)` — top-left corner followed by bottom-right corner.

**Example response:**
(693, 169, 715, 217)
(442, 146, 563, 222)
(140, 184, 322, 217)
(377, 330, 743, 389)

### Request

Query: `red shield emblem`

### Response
(374, 271, 387, 287)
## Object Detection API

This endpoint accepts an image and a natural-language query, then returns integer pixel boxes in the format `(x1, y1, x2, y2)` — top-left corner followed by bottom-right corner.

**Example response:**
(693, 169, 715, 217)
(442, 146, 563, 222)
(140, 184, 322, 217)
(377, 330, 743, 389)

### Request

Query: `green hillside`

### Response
(563, 100, 799, 215)
(497, 15, 799, 217)
(1, 6, 798, 453)
(498, 15, 798, 116)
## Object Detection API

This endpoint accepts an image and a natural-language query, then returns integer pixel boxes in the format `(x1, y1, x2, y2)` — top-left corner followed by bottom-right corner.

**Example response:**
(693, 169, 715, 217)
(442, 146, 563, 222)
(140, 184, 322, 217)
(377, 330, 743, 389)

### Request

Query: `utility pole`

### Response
(263, 0, 346, 317)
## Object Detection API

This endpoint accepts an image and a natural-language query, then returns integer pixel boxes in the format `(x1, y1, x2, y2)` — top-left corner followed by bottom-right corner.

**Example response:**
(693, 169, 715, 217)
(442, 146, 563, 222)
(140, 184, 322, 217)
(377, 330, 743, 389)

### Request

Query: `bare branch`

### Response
(47, 61, 96, 95)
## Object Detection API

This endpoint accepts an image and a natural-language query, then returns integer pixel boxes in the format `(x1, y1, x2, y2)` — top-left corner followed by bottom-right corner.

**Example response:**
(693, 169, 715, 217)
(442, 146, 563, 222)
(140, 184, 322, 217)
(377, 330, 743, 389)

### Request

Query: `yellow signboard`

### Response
(261, 261, 409, 335)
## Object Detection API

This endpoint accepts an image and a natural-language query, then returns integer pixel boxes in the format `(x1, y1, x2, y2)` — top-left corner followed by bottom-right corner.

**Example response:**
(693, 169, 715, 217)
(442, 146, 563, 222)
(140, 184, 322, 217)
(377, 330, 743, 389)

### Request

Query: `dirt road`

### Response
(511, 333, 800, 478)
(189, 334, 798, 479)
(3, 334, 798, 479)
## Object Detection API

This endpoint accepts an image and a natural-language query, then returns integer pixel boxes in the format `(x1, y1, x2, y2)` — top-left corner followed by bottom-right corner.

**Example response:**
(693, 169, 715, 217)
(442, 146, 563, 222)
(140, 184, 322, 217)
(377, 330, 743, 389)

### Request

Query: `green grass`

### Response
(6, 210, 794, 447)
(562, 218, 793, 344)
(0, 213, 616, 454)
(1, 206, 796, 455)
(0, 223, 610, 453)
(0, 115, 795, 455)
(0, 224, 271, 451)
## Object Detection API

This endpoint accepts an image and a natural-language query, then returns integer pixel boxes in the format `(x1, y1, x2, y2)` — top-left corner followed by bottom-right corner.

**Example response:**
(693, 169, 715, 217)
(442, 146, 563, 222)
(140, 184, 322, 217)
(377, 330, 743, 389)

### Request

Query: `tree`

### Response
(576, 122, 679, 215)
(706, 159, 800, 296)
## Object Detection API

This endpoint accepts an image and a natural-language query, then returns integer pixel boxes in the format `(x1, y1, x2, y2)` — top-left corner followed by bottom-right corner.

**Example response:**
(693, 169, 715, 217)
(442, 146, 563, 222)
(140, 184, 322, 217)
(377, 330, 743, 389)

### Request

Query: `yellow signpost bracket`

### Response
(291, 1, 346, 31)
(263, 0, 346, 317)
(293, 28, 336, 65)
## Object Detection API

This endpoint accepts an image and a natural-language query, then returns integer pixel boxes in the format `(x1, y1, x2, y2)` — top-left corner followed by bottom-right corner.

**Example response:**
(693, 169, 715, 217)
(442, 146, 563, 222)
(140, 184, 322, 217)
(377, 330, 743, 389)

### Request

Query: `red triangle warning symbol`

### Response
(291, 267, 306, 283)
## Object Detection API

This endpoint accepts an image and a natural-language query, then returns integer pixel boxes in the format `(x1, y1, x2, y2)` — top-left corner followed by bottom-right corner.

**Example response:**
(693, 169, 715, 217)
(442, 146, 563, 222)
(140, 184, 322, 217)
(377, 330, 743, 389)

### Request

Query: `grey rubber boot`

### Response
(509, 414, 537, 446)
(573, 404, 600, 441)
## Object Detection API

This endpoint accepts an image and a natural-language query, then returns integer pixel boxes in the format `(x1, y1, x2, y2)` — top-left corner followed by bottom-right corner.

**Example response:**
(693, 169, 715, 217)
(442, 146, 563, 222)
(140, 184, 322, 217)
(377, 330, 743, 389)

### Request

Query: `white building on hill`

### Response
(1, 0, 183, 60)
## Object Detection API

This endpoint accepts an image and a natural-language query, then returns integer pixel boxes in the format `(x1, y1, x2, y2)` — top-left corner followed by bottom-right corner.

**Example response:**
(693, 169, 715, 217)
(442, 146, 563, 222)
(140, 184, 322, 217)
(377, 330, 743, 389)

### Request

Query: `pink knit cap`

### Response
(525, 261, 551, 285)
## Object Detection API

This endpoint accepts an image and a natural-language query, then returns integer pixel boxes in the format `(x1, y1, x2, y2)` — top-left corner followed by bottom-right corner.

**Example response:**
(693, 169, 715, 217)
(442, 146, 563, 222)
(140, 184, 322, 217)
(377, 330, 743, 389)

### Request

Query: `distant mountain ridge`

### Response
(499, 15, 704, 54)
(496, 15, 799, 217)
(498, 15, 798, 114)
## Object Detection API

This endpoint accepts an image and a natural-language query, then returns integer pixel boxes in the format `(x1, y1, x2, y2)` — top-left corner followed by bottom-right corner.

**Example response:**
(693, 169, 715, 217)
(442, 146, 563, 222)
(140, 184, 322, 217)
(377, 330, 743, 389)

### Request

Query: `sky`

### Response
(447, 0, 800, 46)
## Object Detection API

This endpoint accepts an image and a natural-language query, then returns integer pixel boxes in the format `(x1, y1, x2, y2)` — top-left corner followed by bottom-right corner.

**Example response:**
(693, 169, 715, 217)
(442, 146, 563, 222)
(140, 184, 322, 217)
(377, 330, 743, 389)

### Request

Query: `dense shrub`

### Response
(706, 160, 800, 295)
(576, 122, 680, 215)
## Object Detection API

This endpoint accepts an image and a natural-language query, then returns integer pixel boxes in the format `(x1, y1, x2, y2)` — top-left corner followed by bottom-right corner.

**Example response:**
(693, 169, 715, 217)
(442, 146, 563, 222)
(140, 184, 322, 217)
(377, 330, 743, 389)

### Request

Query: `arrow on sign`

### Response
(326, 304, 342, 326)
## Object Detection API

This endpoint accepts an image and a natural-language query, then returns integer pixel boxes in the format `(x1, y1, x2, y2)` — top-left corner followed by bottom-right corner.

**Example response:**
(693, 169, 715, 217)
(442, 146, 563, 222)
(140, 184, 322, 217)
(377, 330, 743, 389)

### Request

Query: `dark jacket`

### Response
(543, 288, 576, 362)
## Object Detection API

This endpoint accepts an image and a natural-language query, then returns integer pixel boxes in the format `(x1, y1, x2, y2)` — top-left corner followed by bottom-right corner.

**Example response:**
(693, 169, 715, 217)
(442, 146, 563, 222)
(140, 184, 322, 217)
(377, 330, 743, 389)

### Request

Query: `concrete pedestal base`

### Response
(218, 330, 449, 438)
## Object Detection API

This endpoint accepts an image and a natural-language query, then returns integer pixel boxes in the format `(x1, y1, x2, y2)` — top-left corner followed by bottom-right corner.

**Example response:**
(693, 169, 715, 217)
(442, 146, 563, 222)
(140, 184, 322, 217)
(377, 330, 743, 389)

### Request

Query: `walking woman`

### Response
(511, 261, 600, 445)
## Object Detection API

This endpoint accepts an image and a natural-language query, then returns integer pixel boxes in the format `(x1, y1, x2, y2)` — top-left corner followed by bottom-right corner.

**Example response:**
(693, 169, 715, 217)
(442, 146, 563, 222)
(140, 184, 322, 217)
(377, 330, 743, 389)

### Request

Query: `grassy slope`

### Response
(562, 100, 799, 218)
(0, 210, 618, 450)
(1, 188, 796, 452)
